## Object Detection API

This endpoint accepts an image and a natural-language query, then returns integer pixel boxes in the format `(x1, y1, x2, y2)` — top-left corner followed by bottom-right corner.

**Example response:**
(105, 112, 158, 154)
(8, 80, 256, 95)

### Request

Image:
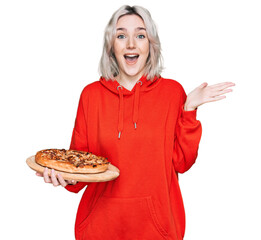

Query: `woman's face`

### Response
(113, 14, 150, 80)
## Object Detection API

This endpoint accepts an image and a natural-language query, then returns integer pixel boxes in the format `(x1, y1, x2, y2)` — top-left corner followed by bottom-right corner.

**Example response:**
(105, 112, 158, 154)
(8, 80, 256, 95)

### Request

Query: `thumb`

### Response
(199, 82, 208, 88)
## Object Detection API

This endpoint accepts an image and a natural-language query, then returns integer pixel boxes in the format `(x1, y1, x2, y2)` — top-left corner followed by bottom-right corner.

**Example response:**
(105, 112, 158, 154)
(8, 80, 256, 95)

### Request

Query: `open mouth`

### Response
(124, 54, 139, 64)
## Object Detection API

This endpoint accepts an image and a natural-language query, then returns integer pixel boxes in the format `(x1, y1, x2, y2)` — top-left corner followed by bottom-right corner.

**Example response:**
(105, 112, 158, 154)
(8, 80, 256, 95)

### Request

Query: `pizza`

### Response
(35, 149, 110, 174)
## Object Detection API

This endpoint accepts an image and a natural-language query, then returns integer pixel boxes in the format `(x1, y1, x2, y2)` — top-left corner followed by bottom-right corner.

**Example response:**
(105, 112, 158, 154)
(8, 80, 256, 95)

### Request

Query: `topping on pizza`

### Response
(35, 149, 110, 174)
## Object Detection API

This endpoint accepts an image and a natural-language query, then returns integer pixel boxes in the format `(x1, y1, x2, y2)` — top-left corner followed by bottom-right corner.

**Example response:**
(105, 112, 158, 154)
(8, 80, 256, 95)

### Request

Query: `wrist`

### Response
(184, 103, 197, 111)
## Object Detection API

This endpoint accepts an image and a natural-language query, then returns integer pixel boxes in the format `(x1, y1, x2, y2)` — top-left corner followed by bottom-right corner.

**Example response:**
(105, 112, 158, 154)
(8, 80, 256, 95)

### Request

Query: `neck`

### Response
(116, 73, 144, 91)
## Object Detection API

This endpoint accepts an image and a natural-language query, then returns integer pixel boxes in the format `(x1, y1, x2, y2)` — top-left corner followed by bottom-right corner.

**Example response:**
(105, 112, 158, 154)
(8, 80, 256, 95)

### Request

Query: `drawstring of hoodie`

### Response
(117, 81, 142, 139)
(117, 85, 124, 139)
(133, 80, 142, 129)
(99, 75, 161, 139)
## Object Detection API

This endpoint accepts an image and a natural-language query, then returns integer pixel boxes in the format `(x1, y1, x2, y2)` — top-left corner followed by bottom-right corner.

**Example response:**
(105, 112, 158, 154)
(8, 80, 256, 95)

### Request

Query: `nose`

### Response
(127, 36, 135, 49)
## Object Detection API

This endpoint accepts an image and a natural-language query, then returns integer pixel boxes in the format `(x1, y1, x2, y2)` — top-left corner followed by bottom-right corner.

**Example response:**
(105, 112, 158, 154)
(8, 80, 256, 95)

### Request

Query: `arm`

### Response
(173, 89, 202, 173)
(173, 81, 235, 173)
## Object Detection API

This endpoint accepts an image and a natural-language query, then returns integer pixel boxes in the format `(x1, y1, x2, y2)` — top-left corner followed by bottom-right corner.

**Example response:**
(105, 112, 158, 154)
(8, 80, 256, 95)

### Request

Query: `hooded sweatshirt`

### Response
(65, 75, 202, 240)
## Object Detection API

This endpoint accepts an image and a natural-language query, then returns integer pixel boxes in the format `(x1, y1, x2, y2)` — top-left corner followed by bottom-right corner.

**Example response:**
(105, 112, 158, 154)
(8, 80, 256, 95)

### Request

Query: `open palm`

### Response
(184, 82, 235, 111)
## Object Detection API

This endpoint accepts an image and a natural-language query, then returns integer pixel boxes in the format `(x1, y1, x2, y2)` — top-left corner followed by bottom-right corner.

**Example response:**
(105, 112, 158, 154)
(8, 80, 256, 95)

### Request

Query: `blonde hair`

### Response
(98, 5, 164, 80)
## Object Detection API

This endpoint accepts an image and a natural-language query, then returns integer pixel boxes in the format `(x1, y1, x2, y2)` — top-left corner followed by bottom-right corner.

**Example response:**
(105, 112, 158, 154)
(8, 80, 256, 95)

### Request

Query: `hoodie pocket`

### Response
(77, 195, 168, 240)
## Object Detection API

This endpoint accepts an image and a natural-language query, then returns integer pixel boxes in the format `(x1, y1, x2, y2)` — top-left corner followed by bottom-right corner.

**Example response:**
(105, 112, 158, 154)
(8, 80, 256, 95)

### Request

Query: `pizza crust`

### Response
(35, 149, 109, 174)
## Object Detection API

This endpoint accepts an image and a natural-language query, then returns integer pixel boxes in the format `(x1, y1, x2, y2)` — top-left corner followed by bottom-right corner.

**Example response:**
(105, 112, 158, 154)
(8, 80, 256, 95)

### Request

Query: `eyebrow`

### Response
(116, 27, 146, 32)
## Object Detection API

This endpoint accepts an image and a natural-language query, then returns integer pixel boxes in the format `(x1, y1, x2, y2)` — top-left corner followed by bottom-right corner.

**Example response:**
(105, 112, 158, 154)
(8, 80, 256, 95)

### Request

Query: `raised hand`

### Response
(184, 82, 235, 111)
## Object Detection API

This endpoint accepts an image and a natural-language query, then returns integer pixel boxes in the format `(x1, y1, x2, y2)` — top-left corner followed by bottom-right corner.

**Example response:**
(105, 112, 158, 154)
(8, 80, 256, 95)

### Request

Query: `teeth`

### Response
(125, 55, 139, 57)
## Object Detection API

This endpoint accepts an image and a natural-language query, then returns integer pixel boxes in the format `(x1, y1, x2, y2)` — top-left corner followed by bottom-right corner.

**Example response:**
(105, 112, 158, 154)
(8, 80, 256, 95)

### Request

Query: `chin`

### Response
(123, 67, 144, 77)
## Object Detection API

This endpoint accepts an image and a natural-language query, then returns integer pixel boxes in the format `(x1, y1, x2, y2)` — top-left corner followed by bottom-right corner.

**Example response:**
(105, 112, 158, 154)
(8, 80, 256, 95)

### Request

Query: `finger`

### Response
(36, 172, 43, 177)
(210, 82, 235, 87)
(66, 180, 73, 185)
(211, 88, 233, 97)
(51, 169, 59, 187)
(57, 173, 67, 187)
(67, 180, 77, 185)
(209, 82, 235, 91)
(43, 167, 52, 183)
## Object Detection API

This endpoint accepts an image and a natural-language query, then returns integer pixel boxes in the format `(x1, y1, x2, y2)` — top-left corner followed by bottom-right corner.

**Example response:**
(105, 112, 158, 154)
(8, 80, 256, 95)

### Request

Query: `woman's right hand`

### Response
(36, 167, 77, 187)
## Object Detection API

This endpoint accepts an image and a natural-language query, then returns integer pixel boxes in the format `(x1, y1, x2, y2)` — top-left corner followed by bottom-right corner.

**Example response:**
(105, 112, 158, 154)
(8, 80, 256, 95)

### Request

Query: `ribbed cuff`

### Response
(180, 105, 198, 125)
(65, 182, 87, 193)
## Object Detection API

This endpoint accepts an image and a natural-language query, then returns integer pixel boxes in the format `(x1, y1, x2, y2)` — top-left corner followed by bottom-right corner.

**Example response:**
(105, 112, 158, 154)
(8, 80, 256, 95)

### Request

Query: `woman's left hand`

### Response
(184, 82, 235, 111)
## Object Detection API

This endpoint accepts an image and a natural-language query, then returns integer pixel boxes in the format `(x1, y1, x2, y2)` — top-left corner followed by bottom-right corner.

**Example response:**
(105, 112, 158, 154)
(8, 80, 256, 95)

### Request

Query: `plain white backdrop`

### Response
(1, 0, 260, 239)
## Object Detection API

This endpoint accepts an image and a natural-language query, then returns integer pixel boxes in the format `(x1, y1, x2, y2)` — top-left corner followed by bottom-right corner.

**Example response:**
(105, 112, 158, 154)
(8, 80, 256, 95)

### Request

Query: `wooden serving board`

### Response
(26, 155, 120, 182)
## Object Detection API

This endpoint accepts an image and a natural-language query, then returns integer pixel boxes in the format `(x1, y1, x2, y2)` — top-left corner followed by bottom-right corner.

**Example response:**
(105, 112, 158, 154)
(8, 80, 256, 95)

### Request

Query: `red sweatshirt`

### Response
(65, 75, 202, 240)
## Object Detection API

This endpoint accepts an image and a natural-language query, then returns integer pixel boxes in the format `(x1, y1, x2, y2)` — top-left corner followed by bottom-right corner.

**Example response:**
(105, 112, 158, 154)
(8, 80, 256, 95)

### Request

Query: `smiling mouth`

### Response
(124, 54, 139, 64)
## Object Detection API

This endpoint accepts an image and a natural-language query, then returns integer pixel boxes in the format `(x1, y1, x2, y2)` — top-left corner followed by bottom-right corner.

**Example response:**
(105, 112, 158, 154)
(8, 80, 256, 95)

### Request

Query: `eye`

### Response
(117, 34, 126, 39)
(137, 34, 146, 39)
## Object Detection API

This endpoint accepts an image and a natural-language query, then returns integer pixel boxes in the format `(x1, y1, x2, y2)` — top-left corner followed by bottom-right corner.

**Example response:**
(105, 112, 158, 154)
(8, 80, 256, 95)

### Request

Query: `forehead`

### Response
(116, 14, 145, 30)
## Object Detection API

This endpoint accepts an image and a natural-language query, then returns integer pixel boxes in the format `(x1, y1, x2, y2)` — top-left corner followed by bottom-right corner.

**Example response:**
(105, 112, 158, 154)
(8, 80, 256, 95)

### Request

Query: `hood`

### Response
(99, 75, 162, 139)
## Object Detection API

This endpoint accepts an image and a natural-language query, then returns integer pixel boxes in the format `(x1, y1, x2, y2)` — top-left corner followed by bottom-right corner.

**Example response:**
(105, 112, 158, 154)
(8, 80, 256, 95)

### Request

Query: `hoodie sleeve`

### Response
(172, 86, 202, 173)
(65, 89, 89, 193)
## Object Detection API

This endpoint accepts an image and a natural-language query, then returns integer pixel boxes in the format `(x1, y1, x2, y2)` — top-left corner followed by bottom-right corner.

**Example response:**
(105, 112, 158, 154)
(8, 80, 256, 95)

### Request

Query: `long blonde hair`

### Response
(98, 5, 164, 80)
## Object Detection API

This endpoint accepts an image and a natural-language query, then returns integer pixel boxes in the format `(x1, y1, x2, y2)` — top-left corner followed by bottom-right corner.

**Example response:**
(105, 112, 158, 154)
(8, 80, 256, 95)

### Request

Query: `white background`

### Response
(1, 0, 260, 239)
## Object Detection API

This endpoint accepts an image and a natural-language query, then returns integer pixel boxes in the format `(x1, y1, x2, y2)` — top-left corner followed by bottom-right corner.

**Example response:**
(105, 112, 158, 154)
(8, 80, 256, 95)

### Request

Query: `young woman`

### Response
(37, 5, 235, 240)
